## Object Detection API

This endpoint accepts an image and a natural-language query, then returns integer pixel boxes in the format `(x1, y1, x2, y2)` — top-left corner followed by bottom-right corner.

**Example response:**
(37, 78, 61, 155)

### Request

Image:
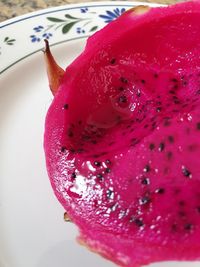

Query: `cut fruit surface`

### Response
(44, 1, 200, 266)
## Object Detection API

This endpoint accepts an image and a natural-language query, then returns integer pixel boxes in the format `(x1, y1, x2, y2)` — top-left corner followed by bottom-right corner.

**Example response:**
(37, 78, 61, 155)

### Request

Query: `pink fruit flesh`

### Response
(44, 1, 200, 266)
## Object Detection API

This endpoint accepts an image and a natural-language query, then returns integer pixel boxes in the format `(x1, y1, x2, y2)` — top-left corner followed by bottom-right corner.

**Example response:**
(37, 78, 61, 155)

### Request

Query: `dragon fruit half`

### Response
(44, 1, 200, 266)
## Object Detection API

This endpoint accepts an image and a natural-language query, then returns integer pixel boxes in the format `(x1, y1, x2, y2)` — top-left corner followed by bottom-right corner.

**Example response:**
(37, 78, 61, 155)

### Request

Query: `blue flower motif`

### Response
(99, 8, 126, 23)
(80, 7, 88, 13)
(30, 35, 41, 42)
(33, 25, 44, 32)
(76, 27, 85, 34)
(42, 32, 53, 39)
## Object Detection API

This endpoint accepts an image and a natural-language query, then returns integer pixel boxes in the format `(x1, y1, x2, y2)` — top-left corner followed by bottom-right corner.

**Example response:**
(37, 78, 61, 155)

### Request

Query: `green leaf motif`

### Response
(8, 39, 16, 42)
(47, 17, 66, 22)
(65, 14, 79, 20)
(62, 21, 77, 34)
(90, 26, 98, 32)
(3, 37, 16, 45)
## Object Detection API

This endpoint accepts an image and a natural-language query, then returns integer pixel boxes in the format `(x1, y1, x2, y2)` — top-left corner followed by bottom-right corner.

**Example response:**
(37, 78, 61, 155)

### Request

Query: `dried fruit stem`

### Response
(43, 39, 65, 96)
(64, 212, 72, 222)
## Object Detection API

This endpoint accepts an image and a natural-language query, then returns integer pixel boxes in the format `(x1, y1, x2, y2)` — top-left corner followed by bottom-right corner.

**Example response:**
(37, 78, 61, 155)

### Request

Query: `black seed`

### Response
(141, 178, 150, 185)
(196, 122, 200, 130)
(130, 215, 144, 226)
(184, 223, 193, 231)
(196, 206, 200, 213)
(173, 84, 179, 90)
(158, 142, 165, 152)
(171, 223, 178, 232)
(154, 73, 158, 78)
(77, 148, 84, 153)
(172, 95, 178, 100)
(116, 115, 121, 123)
(106, 189, 114, 199)
(188, 144, 198, 152)
(71, 123, 75, 128)
(182, 81, 188, 86)
(118, 95, 127, 103)
(173, 110, 179, 113)
(156, 107, 162, 112)
(174, 99, 180, 104)
(97, 173, 103, 179)
(61, 146, 67, 152)
(109, 203, 118, 212)
(174, 188, 181, 195)
(136, 89, 141, 97)
(139, 196, 151, 205)
(71, 172, 76, 179)
(182, 166, 192, 178)
(181, 76, 188, 86)
(169, 90, 176, 95)
(134, 218, 144, 227)
(109, 141, 115, 146)
(130, 138, 139, 146)
(167, 151, 173, 160)
(182, 103, 188, 108)
(143, 165, 151, 173)
(120, 77, 128, 84)
(67, 129, 74, 138)
(100, 151, 107, 156)
(155, 188, 165, 194)
(152, 121, 157, 129)
(110, 58, 116, 64)
(149, 143, 155, 150)
(105, 159, 111, 165)
(118, 210, 127, 219)
(171, 78, 178, 83)
(163, 118, 171, 127)
(94, 161, 101, 167)
(118, 86, 124, 91)
(105, 168, 111, 173)
(63, 104, 69, 110)
(141, 79, 146, 84)
(179, 200, 185, 206)
(82, 135, 91, 140)
(179, 211, 186, 217)
(168, 135, 174, 143)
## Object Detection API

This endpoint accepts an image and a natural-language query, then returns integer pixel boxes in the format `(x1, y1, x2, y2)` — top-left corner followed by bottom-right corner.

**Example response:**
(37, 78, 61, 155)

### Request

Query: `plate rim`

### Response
(0, 1, 164, 75)
(0, 1, 165, 28)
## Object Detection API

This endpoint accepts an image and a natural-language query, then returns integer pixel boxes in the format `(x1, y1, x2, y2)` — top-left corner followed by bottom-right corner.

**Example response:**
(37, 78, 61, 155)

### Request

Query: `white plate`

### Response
(0, 2, 200, 267)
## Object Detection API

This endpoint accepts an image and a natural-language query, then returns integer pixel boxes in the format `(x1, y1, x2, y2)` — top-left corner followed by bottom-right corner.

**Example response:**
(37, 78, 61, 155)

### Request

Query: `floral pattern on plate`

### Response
(0, 2, 160, 74)
(29, 7, 127, 43)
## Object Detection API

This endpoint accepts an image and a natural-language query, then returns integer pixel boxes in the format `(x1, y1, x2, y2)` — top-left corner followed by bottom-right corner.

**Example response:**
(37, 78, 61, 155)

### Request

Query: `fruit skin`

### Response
(44, 1, 200, 266)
